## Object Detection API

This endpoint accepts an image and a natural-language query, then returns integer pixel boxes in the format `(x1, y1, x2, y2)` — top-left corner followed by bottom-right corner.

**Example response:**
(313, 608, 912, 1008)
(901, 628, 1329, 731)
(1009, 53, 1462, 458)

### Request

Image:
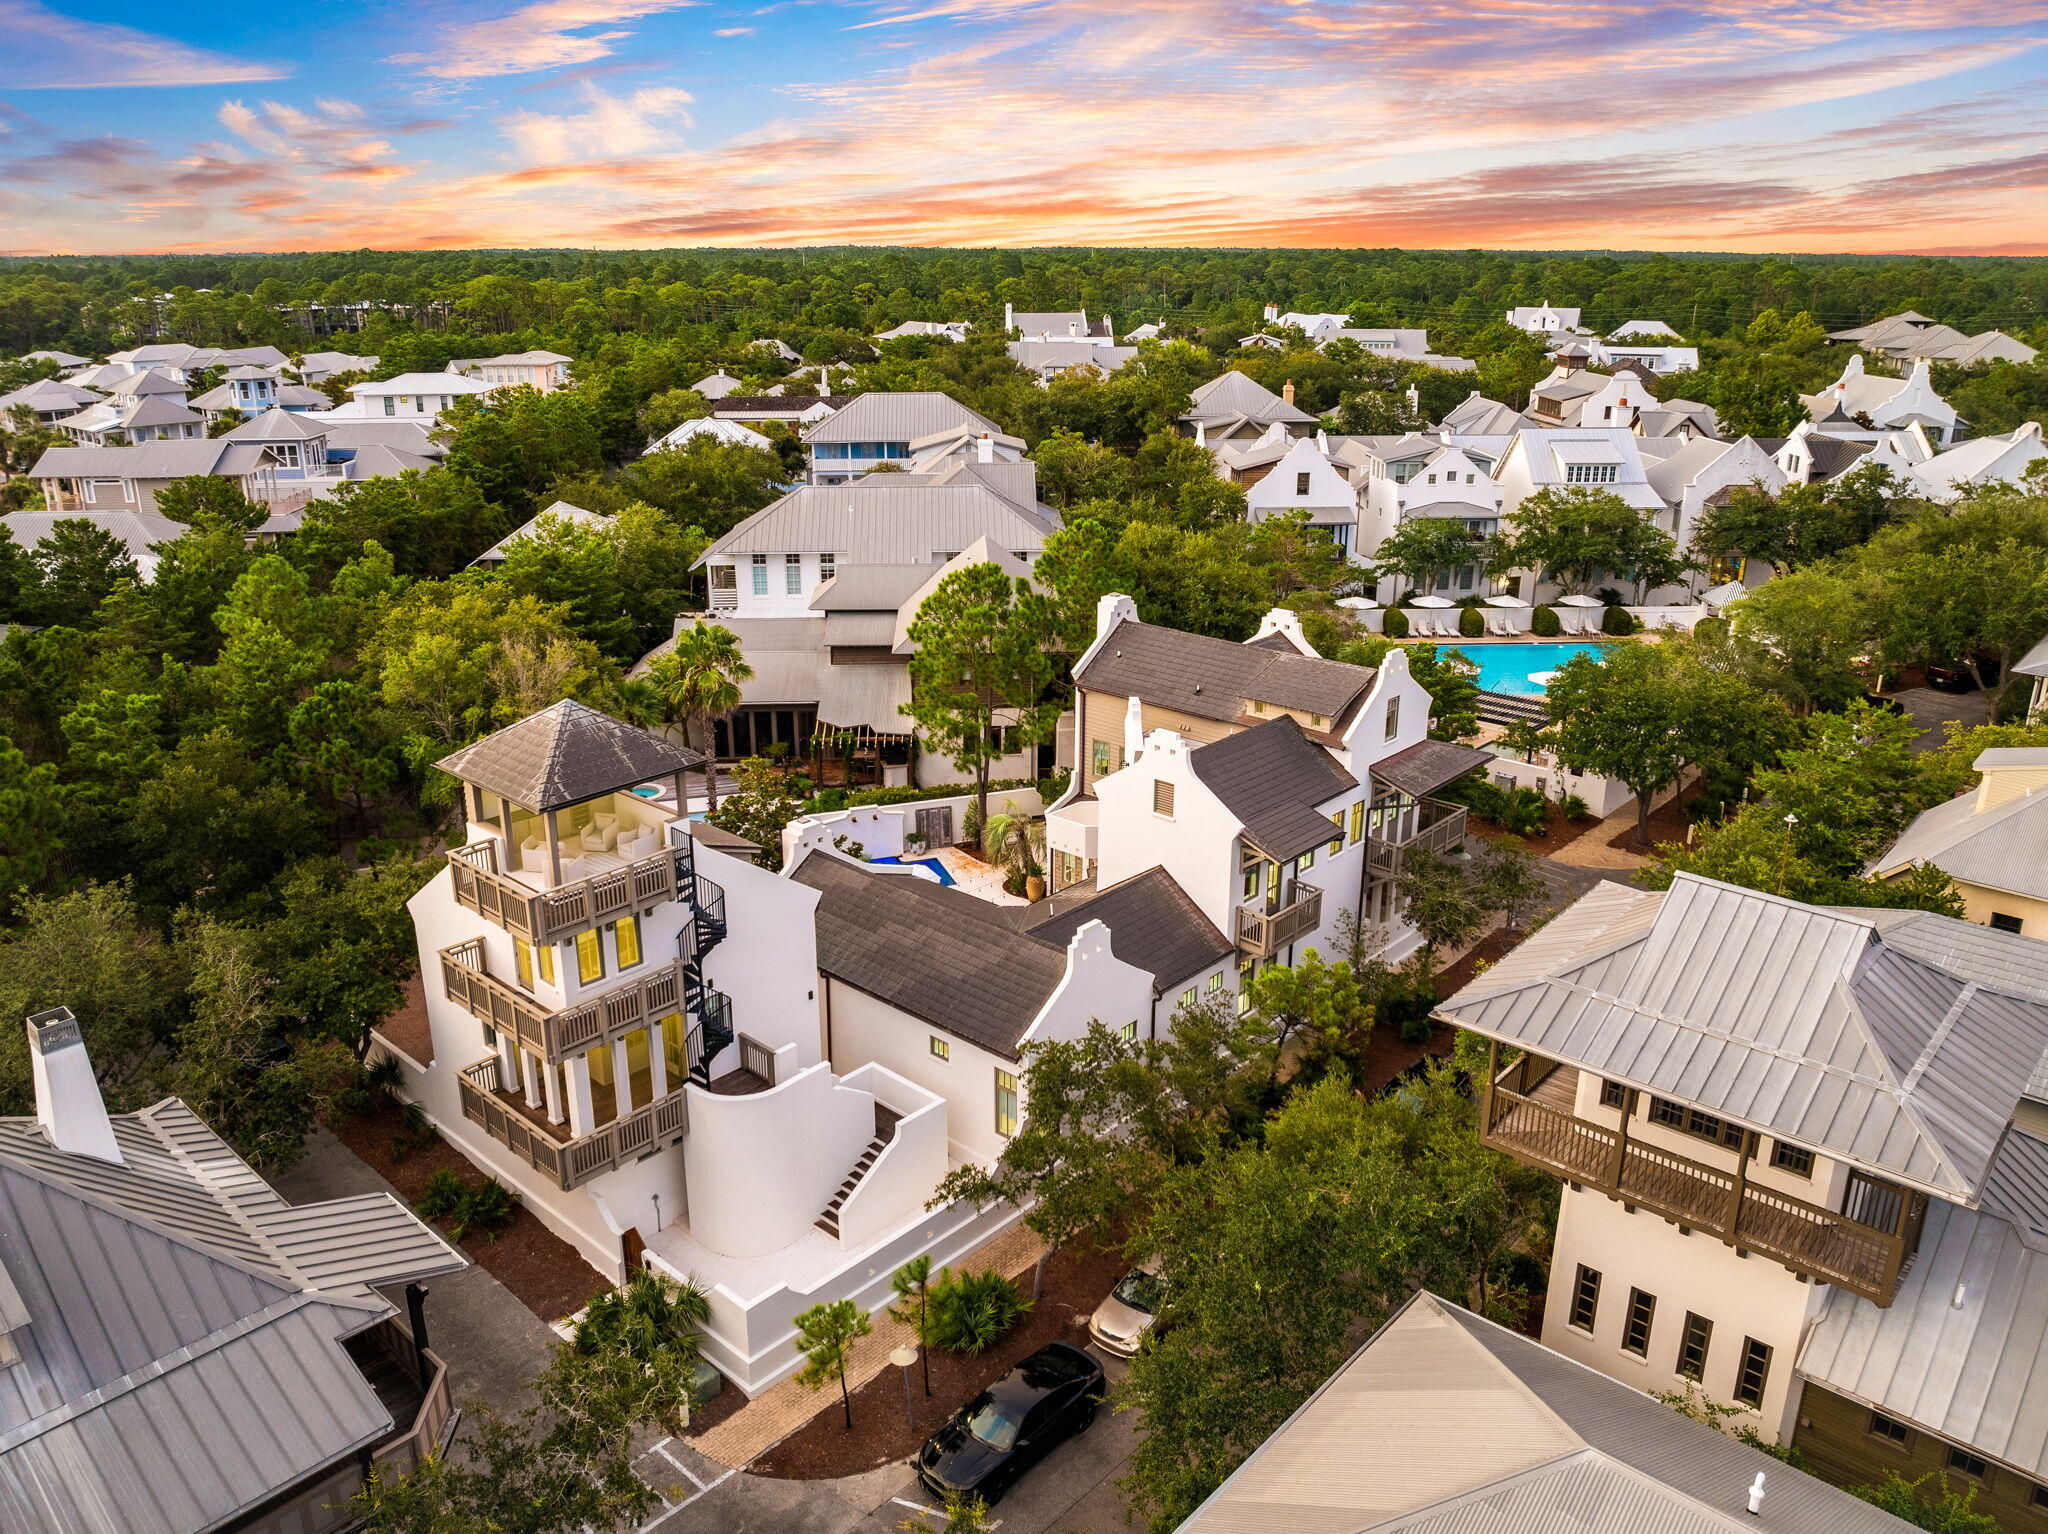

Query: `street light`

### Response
(890, 1345, 919, 1430)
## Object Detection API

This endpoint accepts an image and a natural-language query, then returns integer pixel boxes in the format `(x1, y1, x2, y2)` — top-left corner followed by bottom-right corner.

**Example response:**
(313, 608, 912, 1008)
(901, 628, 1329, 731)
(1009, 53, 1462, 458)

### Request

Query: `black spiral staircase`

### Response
(676, 839, 734, 1084)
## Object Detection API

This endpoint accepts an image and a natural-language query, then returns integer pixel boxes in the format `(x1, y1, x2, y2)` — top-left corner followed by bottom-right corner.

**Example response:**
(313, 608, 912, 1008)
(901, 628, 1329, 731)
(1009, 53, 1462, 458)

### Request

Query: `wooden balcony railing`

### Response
(1235, 882, 1323, 958)
(457, 1056, 691, 1192)
(1480, 1053, 1922, 1307)
(439, 940, 687, 1064)
(446, 837, 682, 944)
(1367, 799, 1468, 877)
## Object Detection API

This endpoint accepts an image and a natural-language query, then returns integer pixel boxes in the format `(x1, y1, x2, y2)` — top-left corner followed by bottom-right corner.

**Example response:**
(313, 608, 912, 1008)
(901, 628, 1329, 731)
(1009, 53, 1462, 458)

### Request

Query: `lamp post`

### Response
(890, 1344, 919, 1430)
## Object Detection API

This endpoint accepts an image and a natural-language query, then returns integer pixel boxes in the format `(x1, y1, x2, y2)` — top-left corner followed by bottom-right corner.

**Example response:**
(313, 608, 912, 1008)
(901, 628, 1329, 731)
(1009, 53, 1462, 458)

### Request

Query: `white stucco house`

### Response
(1800, 356, 1962, 447)
(1244, 435, 1362, 555)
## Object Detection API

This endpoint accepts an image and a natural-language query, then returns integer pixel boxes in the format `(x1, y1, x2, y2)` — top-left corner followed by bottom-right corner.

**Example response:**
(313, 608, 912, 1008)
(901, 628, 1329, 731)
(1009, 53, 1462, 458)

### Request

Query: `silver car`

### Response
(1088, 1267, 1164, 1357)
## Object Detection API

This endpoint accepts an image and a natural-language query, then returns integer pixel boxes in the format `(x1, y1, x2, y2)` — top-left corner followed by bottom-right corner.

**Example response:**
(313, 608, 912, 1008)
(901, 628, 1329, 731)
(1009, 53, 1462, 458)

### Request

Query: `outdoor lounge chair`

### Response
(1487, 615, 1515, 637)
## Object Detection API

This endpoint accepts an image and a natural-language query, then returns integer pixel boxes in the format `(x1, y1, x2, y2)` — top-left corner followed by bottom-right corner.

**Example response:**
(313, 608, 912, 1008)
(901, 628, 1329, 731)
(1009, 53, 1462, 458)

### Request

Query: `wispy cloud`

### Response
(389, 0, 701, 81)
(0, 0, 286, 89)
(502, 82, 694, 160)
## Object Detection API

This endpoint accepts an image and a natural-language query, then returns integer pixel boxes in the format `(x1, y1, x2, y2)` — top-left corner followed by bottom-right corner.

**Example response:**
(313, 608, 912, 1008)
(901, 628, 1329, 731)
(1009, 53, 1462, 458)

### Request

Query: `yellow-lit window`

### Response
(1349, 802, 1365, 844)
(1207, 972, 1223, 992)
(587, 1041, 616, 1124)
(1329, 813, 1344, 855)
(995, 1070, 1019, 1137)
(660, 1012, 687, 1082)
(536, 941, 555, 984)
(614, 915, 642, 970)
(514, 937, 534, 988)
(576, 929, 604, 984)
(624, 1027, 652, 1110)
(1300, 846, 1316, 871)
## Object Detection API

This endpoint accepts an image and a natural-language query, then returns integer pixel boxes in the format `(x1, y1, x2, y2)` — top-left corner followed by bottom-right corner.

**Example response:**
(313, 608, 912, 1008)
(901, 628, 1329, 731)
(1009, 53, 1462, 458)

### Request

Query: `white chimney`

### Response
(28, 1008, 123, 1164)
(1263, 303, 1279, 322)
(977, 431, 994, 464)
(1122, 693, 1145, 765)
(1194, 420, 1207, 448)
(1004, 300, 1015, 332)
(1746, 1470, 1766, 1516)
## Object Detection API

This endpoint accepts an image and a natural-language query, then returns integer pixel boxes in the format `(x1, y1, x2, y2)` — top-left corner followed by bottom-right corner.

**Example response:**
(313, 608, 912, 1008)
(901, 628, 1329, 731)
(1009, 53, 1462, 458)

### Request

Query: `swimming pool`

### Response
(1468, 642, 1607, 696)
(869, 855, 957, 886)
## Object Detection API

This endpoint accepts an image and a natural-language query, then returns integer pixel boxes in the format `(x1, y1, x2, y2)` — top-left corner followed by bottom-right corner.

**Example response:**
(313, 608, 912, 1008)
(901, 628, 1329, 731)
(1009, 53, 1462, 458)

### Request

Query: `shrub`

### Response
(926, 1268, 1032, 1355)
(1601, 605, 1638, 636)
(1380, 605, 1410, 638)
(1457, 605, 1485, 638)
(1559, 792, 1591, 821)
(1530, 605, 1562, 637)
(414, 1167, 467, 1222)
(1692, 614, 1728, 643)
(1496, 787, 1550, 837)
(1594, 586, 1626, 606)
(389, 1101, 440, 1162)
(450, 1177, 517, 1241)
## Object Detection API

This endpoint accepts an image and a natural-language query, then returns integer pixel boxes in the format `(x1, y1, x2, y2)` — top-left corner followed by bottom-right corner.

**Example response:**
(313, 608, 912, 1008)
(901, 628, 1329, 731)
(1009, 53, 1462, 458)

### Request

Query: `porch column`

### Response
(566, 1055, 595, 1138)
(495, 1032, 519, 1085)
(544, 809, 563, 885)
(645, 1024, 668, 1100)
(520, 1050, 543, 1110)
(612, 1037, 635, 1118)
(542, 1059, 566, 1126)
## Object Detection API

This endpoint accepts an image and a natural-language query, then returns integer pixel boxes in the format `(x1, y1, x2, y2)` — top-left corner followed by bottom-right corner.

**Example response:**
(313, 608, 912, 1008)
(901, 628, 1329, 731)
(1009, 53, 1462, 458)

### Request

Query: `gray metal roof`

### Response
(1025, 867, 1231, 992)
(435, 699, 701, 812)
(1181, 1291, 1915, 1534)
(1800, 1189, 2048, 1481)
(321, 420, 442, 456)
(0, 1097, 464, 1534)
(1871, 788, 2048, 901)
(1184, 370, 1316, 425)
(1189, 716, 1357, 862)
(790, 852, 1068, 1058)
(802, 391, 998, 444)
(221, 406, 327, 442)
(1074, 618, 1375, 727)
(809, 564, 935, 611)
(29, 439, 236, 481)
(1439, 874, 2048, 1199)
(1, 510, 186, 562)
(2016, 634, 2048, 679)
(702, 482, 1055, 562)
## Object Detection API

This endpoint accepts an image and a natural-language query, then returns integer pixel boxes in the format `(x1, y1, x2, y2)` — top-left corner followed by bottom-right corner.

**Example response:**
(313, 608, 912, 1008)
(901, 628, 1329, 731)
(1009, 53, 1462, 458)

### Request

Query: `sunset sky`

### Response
(2, 0, 2046, 256)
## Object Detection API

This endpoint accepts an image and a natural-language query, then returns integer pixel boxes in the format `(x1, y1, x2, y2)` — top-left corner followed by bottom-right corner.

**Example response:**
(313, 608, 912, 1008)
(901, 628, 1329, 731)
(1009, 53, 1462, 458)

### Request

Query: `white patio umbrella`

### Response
(1482, 594, 1525, 608)
(1554, 594, 1603, 607)
(1336, 596, 1380, 610)
(1409, 595, 1455, 608)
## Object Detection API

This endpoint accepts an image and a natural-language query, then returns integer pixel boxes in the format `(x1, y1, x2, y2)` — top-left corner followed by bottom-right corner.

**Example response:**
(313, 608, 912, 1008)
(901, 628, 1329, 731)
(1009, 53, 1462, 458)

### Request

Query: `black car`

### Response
(1925, 662, 1980, 694)
(916, 1342, 1106, 1505)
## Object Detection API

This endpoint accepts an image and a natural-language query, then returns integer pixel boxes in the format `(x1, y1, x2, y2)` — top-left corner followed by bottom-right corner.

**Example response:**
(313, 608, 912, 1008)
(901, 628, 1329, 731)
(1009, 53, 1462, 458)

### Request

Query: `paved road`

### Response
(1893, 684, 1993, 752)
(635, 1356, 1142, 1534)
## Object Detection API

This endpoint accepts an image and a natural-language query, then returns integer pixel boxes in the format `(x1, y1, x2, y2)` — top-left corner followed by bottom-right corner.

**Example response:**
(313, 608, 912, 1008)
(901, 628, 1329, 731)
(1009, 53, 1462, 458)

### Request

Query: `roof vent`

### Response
(1746, 1470, 1766, 1516)
(26, 1007, 123, 1165)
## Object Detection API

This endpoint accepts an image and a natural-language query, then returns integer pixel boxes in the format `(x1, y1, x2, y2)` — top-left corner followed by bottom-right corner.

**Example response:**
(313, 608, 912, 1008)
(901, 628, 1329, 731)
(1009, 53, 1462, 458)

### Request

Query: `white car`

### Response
(1088, 1267, 1164, 1357)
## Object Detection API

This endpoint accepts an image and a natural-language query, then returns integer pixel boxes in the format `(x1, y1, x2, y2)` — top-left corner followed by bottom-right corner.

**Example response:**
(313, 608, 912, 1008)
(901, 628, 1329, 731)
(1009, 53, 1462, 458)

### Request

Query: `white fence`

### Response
(781, 787, 1046, 867)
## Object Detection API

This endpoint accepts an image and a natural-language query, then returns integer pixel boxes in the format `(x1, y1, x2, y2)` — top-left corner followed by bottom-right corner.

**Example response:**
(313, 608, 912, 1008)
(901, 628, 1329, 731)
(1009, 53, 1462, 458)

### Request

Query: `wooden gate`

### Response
(916, 806, 955, 848)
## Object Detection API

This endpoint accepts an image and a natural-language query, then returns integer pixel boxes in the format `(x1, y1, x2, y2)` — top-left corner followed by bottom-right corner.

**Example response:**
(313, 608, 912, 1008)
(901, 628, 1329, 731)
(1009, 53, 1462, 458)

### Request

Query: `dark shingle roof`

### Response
(1189, 717, 1357, 860)
(1075, 620, 1375, 727)
(1373, 739, 1495, 799)
(435, 700, 702, 812)
(1808, 436, 1875, 478)
(790, 853, 1068, 1057)
(1026, 867, 1231, 992)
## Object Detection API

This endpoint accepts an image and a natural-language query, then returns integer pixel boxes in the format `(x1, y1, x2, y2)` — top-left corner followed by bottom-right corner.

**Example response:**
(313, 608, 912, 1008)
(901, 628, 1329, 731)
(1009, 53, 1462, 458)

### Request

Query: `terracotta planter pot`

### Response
(1025, 875, 1046, 902)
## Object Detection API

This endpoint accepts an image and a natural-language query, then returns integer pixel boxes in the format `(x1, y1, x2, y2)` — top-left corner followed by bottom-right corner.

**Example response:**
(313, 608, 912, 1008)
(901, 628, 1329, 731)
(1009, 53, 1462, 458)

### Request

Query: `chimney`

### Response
(1194, 420, 1207, 447)
(1122, 693, 1146, 765)
(27, 1008, 123, 1164)
(1263, 303, 1279, 323)
(1282, 379, 1296, 405)
(1004, 301, 1015, 333)
(977, 431, 994, 464)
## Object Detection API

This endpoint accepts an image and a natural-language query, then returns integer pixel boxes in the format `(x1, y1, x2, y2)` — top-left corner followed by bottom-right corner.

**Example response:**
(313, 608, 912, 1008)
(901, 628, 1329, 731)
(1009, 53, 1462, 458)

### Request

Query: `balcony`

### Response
(1367, 798, 1467, 878)
(1236, 881, 1322, 958)
(458, 1055, 691, 1192)
(446, 836, 682, 944)
(1481, 1053, 1924, 1307)
(438, 939, 687, 1064)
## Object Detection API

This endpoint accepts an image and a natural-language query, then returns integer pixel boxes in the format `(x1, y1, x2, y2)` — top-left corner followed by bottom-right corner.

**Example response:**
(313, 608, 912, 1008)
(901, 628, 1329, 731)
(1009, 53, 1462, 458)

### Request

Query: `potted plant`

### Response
(982, 813, 1047, 900)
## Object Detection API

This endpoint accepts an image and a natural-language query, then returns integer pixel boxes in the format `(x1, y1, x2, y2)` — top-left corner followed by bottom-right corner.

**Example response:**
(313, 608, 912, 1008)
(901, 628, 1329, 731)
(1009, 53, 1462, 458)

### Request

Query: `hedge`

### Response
(1601, 605, 1639, 636)
(1381, 605, 1410, 638)
(808, 771, 1069, 814)
(1531, 605, 1562, 637)
(1458, 605, 1485, 638)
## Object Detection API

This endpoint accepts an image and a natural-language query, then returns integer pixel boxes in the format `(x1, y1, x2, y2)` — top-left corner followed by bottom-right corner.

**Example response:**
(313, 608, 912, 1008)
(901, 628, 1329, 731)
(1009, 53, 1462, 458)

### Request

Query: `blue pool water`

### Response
(870, 855, 957, 886)
(1468, 642, 1607, 696)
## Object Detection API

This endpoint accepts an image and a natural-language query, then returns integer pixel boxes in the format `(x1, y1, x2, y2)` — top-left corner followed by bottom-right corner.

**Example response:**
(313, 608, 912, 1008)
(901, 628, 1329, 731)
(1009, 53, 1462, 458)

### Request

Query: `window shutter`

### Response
(1153, 780, 1175, 817)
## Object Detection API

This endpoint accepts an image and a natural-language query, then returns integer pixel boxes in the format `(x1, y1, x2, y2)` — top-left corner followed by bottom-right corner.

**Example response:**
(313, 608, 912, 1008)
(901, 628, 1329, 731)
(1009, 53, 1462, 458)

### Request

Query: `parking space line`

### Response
(653, 1441, 706, 1490)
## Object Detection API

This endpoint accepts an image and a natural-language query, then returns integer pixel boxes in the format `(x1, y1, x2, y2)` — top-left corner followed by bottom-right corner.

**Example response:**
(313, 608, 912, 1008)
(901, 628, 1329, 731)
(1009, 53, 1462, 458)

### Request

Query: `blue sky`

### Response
(2, 0, 2046, 255)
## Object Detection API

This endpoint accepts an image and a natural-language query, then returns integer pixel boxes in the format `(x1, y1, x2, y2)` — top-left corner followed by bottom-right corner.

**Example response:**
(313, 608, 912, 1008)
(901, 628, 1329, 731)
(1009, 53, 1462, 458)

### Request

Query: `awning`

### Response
(1372, 739, 1495, 799)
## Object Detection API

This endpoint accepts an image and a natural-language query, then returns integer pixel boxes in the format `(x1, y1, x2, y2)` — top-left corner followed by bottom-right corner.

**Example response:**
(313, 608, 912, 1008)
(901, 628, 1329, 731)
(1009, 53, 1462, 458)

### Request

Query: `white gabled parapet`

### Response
(1251, 607, 1314, 655)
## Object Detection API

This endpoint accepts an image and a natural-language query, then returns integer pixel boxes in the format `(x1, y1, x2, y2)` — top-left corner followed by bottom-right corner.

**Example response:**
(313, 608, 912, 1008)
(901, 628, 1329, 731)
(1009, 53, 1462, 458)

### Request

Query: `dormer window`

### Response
(1565, 463, 1619, 485)
(1296, 471, 1311, 495)
(1250, 700, 1266, 715)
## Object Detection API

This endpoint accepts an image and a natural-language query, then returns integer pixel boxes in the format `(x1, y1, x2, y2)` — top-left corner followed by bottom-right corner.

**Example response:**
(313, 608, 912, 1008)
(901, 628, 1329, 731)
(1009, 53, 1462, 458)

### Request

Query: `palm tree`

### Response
(648, 623, 754, 811)
(980, 812, 1047, 899)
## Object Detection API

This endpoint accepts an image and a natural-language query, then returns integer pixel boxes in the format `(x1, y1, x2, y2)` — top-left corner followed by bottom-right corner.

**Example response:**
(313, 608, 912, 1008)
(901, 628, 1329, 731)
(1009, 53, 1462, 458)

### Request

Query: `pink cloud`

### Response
(389, 0, 702, 81)
(0, 0, 286, 90)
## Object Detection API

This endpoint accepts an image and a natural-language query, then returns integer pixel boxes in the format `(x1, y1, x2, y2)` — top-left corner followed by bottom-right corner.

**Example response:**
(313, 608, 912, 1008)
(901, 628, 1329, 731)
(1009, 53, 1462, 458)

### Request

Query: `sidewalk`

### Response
(692, 1222, 1047, 1468)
